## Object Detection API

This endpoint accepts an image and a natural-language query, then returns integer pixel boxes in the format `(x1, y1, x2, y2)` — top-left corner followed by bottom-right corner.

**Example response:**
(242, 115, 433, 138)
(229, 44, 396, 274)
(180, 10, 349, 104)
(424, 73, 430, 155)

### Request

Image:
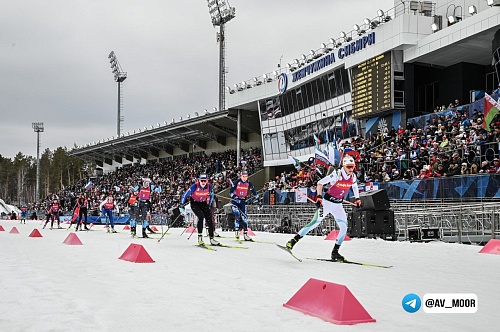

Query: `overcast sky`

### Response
(0, 0, 392, 159)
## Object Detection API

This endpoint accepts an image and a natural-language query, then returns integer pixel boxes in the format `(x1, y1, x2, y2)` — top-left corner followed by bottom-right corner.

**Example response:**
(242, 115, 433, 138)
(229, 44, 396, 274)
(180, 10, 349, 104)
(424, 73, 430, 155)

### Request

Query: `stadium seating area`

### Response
(32, 148, 262, 216)
(265, 105, 500, 193)
(27, 103, 500, 214)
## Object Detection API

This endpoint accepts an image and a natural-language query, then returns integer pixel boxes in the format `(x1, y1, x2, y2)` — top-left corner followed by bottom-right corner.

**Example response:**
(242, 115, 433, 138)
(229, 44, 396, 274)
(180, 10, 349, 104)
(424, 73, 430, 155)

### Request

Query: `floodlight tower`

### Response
(206, 0, 237, 157)
(108, 51, 127, 138)
(32, 122, 44, 202)
(206, 0, 235, 114)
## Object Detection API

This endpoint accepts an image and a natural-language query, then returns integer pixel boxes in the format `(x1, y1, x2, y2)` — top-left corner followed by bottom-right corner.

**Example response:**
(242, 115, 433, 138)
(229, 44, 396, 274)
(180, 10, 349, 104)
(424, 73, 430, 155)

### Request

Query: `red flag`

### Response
(341, 114, 348, 133)
(71, 206, 80, 223)
(343, 148, 361, 162)
(314, 149, 330, 167)
(483, 93, 500, 131)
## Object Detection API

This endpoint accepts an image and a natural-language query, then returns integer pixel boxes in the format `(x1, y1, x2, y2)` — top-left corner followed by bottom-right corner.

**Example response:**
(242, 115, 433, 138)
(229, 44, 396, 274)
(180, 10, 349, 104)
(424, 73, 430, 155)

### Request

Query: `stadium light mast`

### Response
(206, 0, 235, 113)
(206, 1, 241, 162)
(108, 51, 127, 138)
(32, 122, 44, 202)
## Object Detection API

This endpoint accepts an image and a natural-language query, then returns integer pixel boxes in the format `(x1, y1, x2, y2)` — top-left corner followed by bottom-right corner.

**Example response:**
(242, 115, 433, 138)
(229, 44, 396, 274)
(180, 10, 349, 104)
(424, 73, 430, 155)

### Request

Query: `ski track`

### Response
(0, 220, 499, 331)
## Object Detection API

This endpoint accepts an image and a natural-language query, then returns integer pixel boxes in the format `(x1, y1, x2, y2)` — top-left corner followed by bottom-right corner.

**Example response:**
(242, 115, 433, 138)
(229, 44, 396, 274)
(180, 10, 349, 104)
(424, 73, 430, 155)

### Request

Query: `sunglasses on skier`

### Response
(345, 166, 355, 169)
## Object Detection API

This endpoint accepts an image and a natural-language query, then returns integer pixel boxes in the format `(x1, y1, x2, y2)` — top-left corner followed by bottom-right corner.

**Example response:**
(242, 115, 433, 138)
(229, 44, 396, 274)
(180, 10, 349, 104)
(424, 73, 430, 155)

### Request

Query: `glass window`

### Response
(263, 133, 273, 157)
(335, 69, 344, 95)
(341, 67, 350, 93)
(280, 95, 288, 117)
(295, 88, 304, 111)
(311, 79, 320, 106)
(291, 90, 299, 114)
(301, 83, 310, 109)
(327, 72, 337, 99)
(317, 76, 327, 103)
(259, 100, 268, 121)
(285, 92, 296, 122)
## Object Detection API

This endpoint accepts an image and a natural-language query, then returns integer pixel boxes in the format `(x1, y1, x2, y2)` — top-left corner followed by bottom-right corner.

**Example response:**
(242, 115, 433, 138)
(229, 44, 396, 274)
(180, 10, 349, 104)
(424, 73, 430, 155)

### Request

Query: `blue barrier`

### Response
(379, 173, 500, 200)
(61, 215, 131, 224)
(263, 174, 500, 203)
(407, 92, 500, 129)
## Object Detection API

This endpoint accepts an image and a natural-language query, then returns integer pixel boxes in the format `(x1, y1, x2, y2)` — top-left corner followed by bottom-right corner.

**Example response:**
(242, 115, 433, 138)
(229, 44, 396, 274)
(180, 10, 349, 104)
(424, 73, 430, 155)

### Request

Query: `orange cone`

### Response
(119, 243, 155, 263)
(239, 228, 256, 236)
(325, 230, 351, 241)
(479, 239, 500, 255)
(283, 278, 376, 325)
(9, 227, 20, 234)
(63, 233, 83, 245)
(29, 229, 43, 238)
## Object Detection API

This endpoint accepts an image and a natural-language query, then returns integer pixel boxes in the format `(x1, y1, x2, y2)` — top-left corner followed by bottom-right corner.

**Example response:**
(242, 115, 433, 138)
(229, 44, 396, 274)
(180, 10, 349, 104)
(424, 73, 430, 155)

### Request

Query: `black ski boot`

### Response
(286, 234, 302, 250)
(142, 228, 149, 238)
(331, 244, 345, 262)
(147, 226, 156, 234)
(131, 226, 136, 236)
(243, 230, 253, 241)
(83, 222, 89, 230)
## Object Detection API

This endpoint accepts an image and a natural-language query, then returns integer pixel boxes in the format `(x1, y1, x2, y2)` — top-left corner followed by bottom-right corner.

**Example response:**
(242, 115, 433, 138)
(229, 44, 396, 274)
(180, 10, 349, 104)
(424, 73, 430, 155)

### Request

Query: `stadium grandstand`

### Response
(68, 0, 500, 244)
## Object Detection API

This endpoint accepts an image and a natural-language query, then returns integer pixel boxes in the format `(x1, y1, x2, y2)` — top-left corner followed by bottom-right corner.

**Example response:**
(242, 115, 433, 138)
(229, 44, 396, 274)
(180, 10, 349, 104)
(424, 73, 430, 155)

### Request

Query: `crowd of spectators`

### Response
(24, 99, 500, 215)
(354, 106, 500, 182)
(263, 101, 500, 194)
(30, 148, 262, 217)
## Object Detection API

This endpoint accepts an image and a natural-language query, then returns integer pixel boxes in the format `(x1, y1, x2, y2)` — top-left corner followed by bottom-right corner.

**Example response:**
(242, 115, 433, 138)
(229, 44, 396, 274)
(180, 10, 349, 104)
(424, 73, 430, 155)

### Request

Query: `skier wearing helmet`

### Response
(285, 155, 362, 262)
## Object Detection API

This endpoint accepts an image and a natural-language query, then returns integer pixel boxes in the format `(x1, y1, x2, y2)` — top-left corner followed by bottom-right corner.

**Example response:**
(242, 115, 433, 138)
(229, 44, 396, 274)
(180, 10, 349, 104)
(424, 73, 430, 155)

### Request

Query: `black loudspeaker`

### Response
(222, 214, 235, 231)
(223, 204, 234, 215)
(357, 189, 390, 211)
(407, 226, 440, 242)
(349, 210, 395, 239)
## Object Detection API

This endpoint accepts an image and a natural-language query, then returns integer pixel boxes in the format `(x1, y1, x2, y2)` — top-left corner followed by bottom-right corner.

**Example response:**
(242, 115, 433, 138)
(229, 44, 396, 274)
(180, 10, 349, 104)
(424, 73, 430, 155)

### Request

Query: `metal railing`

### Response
(393, 201, 499, 244)
(215, 199, 499, 244)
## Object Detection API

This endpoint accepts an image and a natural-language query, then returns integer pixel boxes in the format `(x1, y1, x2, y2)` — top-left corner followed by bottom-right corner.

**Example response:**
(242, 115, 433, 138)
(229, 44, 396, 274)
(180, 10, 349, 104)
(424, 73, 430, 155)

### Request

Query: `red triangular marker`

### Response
(479, 239, 500, 255)
(325, 230, 351, 241)
(186, 226, 197, 233)
(63, 233, 83, 245)
(9, 227, 20, 234)
(239, 228, 256, 236)
(283, 278, 376, 325)
(123, 225, 130, 230)
(0, 225, 5, 231)
(151, 226, 158, 232)
(29, 229, 43, 238)
(119, 243, 155, 263)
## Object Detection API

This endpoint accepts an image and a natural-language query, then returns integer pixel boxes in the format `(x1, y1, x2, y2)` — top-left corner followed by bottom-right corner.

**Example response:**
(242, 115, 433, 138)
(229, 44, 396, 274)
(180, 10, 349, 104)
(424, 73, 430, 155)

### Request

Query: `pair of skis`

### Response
(274, 243, 392, 268)
(195, 242, 249, 251)
(235, 237, 273, 245)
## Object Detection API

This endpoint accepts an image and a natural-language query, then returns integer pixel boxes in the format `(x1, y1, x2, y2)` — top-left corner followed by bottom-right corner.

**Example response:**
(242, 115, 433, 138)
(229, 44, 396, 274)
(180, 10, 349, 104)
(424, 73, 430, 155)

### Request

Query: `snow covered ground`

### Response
(0, 219, 499, 332)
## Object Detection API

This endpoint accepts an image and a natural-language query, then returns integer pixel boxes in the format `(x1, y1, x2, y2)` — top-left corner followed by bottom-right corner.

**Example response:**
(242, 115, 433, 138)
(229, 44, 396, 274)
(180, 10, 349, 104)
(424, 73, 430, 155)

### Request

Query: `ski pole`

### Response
(187, 225, 197, 240)
(290, 184, 358, 207)
(158, 212, 182, 243)
(179, 221, 192, 236)
(186, 215, 198, 240)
